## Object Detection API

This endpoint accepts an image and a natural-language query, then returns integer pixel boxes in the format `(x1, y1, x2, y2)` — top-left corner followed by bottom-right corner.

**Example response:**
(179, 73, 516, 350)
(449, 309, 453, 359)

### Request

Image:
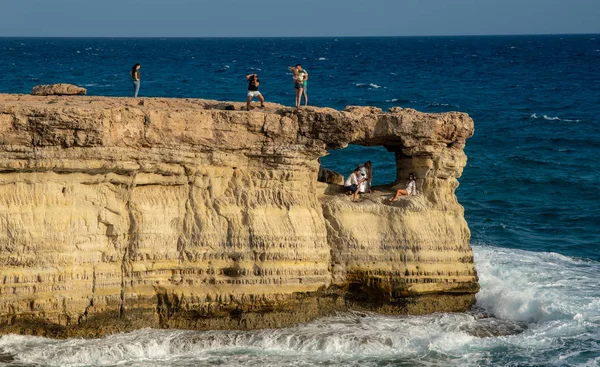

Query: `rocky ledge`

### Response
(0, 94, 478, 338)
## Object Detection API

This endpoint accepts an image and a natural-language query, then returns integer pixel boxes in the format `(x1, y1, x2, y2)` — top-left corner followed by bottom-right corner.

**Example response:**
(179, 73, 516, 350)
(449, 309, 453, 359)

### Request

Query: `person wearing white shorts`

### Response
(246, 74, 265, 110)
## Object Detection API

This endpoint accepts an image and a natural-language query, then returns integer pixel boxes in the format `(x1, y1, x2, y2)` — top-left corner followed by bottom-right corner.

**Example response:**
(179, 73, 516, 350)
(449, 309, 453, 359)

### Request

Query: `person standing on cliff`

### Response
(345, 167, 366, 202)
(246, 73, 265, 111)
(131, 63, 141, 97)
(301, 67, 308, 106)
(388, 173, 417, 201)
(288, 64, 305, 108)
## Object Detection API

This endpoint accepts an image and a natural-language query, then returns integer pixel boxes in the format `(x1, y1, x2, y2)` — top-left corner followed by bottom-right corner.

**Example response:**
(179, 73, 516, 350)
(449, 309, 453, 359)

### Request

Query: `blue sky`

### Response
(1, 0, 599, 37)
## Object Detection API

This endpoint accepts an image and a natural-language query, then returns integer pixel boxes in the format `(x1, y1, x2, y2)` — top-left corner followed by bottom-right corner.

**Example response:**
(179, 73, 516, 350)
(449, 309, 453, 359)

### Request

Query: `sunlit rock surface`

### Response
(0, 95, 478, 337)
(31, 84, 87, 96)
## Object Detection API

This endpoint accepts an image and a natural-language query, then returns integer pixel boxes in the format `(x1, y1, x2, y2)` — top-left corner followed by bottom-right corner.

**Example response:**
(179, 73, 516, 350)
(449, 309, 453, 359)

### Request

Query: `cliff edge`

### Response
(0, 95, 478, 337)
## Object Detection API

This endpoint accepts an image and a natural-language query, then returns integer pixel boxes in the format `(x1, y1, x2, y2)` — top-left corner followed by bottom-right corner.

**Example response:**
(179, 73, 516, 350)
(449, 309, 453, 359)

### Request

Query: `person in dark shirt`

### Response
(246, 74, 265, 111)
(131, 63, 141, 97)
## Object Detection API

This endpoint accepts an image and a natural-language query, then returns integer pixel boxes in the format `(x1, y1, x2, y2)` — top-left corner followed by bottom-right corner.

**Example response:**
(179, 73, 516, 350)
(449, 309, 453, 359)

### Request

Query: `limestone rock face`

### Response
(31, 84, 87, 96)
(318, 166, 344, 185)
(0, 95, 478, 337)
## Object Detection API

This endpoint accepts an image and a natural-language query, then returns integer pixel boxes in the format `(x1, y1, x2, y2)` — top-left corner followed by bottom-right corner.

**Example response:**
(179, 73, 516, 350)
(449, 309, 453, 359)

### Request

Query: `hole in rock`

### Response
(318, 145, 397, 190)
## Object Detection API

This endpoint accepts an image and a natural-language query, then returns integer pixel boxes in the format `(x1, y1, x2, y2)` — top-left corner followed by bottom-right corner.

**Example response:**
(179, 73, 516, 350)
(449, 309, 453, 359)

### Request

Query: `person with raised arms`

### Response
(288, 64, 305, 108)
(246, 73, 265, 111)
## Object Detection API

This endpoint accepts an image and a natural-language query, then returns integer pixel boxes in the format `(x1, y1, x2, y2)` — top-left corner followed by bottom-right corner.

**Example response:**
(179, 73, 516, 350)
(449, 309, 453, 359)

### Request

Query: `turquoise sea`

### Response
(0, 36, 599, 366)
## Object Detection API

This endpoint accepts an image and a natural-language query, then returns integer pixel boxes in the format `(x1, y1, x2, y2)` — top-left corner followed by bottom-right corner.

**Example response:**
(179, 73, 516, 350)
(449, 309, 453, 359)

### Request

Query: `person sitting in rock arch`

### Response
(388, 173, 417, 201)
(345, 167, 366, 202)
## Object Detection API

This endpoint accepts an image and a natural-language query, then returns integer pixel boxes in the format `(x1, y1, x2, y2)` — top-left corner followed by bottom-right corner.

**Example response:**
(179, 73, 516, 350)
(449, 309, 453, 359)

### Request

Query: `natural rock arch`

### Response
(0, 95, 477, 337)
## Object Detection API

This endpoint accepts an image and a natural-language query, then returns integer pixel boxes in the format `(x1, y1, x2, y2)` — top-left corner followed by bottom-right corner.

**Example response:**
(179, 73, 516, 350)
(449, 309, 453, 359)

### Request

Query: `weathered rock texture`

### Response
(31, 84, 87, 96)
(0, 95, 478, 337)
(317, 166, 344, 185)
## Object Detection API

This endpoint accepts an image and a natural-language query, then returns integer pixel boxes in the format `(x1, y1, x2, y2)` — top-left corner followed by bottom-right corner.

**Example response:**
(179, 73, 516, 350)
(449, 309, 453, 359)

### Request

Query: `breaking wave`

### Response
(1, 246, 598, 367)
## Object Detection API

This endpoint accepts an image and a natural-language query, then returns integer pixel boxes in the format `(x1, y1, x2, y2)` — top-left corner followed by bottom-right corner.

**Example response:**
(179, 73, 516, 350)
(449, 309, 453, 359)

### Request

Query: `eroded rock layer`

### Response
(0, 95, 477, 337)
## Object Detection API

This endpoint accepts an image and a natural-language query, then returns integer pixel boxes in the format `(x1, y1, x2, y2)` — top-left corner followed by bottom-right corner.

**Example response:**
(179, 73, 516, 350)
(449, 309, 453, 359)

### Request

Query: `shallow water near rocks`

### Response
(0, 246, 598, 366)
(0, 36, 599, 366)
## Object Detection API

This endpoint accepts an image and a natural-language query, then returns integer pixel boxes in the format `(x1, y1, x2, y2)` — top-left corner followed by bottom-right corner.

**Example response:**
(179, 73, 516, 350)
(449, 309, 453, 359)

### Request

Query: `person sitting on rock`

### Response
(388, 173, 417, 201)
(345, 167, 366, 202)
(246, 73, 265, 111)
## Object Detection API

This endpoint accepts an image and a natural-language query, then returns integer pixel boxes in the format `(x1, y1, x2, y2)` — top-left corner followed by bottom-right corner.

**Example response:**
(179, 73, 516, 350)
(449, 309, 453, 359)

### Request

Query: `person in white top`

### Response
(344, 167, 366, 202)
(388, 173, 417, 202)
(288, 64, 306, 108)
(358, 161, 373, 193)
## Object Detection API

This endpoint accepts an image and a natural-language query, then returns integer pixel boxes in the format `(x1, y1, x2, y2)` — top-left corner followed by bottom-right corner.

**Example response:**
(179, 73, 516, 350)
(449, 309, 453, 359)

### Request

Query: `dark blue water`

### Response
(0, 36, 599, 366)
(1, 36, 598, 261)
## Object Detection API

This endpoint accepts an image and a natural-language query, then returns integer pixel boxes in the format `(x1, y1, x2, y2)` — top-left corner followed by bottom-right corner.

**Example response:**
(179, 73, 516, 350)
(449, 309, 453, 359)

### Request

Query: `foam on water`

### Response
(1, 246, 598, 367)
(0, 34, 599, 366)
(355, 83, 383, 89)
(530, 113, 582, 122)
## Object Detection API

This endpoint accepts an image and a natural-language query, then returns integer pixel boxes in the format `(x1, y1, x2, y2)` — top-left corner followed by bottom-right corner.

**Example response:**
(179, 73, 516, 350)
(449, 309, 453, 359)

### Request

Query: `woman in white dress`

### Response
(388, 173, 417, 201)
(358, 161, 373, 193)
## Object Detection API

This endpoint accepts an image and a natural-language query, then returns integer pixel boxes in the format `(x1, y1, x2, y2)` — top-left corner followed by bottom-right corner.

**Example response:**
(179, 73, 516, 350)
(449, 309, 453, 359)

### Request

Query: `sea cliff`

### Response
(0, 94, 478, 337)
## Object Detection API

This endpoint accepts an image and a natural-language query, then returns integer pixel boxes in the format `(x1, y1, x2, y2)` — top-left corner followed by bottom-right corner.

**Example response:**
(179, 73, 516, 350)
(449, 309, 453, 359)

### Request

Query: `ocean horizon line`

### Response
(0, 32, 598, 40)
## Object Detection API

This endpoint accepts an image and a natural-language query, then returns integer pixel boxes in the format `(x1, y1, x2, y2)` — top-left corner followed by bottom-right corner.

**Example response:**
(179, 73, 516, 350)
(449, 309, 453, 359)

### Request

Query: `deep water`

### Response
(0, 35, 598, 366)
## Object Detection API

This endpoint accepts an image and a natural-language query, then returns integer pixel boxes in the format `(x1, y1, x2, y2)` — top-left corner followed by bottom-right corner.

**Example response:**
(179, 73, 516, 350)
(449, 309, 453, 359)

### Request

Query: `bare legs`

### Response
(246, 95, 252, 111)
(295, 87, 304, 108)
(302, 88, 308, 106)
(345, 184, 361, 202)
(247, 94, 265, 110)
(388, 189, 408, 202)
(352, 187, 360, 201)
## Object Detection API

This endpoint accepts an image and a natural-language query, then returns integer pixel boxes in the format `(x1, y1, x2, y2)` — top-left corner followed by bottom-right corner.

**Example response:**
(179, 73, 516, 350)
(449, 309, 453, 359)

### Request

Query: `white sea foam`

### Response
(474, 245, 600, 323)
(530, 113, 582, 122)
(355, 83, 382, 89)
(427, 101, 457, 108)
(318, 57, 328, 61)
(1, 246, 599, 367)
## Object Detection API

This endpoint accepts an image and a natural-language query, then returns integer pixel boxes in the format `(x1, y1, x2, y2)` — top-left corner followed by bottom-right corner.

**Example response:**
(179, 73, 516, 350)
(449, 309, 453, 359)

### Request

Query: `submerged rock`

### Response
(0, 95, 477, 337)
(461, 317, 528, 338)
(459, 308, 528, 337)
